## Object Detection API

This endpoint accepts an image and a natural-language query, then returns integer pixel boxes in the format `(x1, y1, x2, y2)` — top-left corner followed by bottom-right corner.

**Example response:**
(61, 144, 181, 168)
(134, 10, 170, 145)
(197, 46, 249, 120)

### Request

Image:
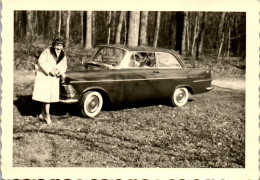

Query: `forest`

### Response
(14, 11, 246, 70)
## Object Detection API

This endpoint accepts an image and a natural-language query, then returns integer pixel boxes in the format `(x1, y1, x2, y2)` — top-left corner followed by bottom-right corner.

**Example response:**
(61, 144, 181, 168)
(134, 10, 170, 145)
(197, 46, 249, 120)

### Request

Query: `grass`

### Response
(13, 83, 245, 168)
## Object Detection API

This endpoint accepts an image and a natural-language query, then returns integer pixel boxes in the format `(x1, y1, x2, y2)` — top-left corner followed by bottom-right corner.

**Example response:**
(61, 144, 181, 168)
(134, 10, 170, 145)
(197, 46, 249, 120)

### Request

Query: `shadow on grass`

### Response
(13, 95, 82, 117)
(105, 98, 193, 111)
(14, 95, 195, 118)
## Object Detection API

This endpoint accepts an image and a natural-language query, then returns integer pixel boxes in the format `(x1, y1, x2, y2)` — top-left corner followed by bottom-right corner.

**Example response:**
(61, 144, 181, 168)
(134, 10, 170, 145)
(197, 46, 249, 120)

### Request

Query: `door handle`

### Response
(153, 70, 160, 73)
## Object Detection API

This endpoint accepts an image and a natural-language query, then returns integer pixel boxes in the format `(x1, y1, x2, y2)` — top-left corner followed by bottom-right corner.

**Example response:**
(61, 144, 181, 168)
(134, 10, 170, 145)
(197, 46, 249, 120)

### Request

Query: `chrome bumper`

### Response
(206, 87, 214, 91)
(59, 98, 78, 104)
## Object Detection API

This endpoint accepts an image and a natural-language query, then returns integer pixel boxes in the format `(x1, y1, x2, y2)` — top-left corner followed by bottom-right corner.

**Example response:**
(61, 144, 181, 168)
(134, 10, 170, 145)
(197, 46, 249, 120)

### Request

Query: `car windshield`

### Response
(92, 47, 127, 67)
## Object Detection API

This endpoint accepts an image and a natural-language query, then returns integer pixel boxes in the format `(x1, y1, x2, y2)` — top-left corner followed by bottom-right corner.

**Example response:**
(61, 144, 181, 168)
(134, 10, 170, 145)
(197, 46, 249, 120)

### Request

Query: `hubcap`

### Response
(86, 95, 99, 113)
(176, 89, 186, 103)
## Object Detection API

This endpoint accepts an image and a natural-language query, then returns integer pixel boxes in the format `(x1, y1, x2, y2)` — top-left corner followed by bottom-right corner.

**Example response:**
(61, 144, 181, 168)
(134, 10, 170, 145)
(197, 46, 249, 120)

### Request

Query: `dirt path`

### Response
(211, 78, 245, 91)
(14, 70, 245, 91)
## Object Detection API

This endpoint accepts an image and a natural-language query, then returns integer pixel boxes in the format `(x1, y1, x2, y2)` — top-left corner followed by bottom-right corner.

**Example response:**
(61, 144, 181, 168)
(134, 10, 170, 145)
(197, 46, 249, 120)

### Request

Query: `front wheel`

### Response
(79, 91, 103, 118)
(171, 87, 189, 107)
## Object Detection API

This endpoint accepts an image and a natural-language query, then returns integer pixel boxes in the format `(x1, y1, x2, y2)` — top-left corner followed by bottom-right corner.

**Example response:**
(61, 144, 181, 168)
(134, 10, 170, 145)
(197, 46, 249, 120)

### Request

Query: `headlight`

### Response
(60, 84, 76, 98)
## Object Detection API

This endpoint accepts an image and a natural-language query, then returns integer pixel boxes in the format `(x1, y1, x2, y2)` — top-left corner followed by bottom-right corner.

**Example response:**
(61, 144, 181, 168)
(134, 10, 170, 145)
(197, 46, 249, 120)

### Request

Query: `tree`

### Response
(58, 11, 62, 37)
(191, 12, 202, 57)
(139, 11, 148, 45)
(92, 11, 96, 47)
(181, 12, 188, 54)
(66, 11, 71, 47)
(26, 11, 33, 43)
(198, 12, 208, 58)
(115, 11, 125, 44)
(80, 11, 84, 47)
(153, 11, 161, 47)
(218, 12, 227, 45)
(127, 11, 140, 47)
(85, 11, 92, 49)
(107, 11, 112, 44)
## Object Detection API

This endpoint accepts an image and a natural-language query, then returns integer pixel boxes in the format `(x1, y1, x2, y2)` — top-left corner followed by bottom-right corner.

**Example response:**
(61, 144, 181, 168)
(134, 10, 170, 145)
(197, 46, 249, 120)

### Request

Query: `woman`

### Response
(32, 37, 67, 124)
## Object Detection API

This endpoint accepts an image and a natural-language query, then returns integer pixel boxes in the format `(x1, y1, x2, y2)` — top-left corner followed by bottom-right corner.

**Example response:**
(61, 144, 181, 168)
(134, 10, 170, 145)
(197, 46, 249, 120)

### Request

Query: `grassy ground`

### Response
(13, 83, 245, 168)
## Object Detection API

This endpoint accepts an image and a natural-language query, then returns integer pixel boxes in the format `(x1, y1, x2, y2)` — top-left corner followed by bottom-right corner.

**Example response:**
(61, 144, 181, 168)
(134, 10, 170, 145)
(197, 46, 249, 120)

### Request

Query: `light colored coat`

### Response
(32, 48, 67, 103)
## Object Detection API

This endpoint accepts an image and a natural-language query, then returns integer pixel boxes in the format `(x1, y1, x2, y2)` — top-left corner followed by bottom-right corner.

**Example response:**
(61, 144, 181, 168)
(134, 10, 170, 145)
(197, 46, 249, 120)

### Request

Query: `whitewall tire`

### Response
(80, 91, 103, 118)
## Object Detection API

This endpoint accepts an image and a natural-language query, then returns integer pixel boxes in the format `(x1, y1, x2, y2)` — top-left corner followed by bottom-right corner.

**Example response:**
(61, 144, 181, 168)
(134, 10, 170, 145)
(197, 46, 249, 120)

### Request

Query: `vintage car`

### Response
(60, 44, 213, 118)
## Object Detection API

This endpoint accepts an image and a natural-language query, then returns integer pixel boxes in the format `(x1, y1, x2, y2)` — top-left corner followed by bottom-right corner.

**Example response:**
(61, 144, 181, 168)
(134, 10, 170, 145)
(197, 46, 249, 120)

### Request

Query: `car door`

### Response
(123, 52, 162, 103)
(154, 52, 189, 99)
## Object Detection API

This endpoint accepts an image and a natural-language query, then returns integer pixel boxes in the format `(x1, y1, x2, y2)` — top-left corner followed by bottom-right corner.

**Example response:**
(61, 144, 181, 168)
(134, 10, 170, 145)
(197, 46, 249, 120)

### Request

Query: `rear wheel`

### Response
(171, 87, 188, 107)
(79, 91, 103, 118)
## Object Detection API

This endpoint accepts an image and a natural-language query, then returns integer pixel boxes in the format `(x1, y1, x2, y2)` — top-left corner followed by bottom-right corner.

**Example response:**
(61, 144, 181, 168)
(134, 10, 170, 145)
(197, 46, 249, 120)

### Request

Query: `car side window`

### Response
(157, 52, 182, 68)
(129, 52, 156, 68)
(93, 47, 125, 66)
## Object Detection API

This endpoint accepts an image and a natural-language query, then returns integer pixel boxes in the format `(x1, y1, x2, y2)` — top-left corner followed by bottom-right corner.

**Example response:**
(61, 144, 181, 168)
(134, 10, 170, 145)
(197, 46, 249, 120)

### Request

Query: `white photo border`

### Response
(1, 0, 259, 179)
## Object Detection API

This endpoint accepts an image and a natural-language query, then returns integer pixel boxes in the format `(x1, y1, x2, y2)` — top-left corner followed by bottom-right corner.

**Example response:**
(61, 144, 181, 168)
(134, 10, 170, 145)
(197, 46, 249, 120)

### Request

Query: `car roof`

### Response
(99, 44, 179, 55)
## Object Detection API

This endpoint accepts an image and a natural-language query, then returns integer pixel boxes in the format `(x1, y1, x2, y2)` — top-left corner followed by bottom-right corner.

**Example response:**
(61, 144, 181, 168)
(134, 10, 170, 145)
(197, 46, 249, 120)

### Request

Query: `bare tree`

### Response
(26, 11, 33, 43)
(107, 11, 112, 44)
(85, 11, 92, 49)
(181, 12, 188, 54)
(115, 11, 125, 44)
(218, 12, 227, 45)
(80, 11, 84, 47)
(57, 11, 62, 37)
(92, 11, 96, 47)
(198, 12, 208, 58)
(153, 11, 161, 47)
(217, 33, 224, 61)
(191, 12, 202, 57)
(139, 11, 148, 45)
(65, 11, 71, 47)
(127, 11, 140, 47)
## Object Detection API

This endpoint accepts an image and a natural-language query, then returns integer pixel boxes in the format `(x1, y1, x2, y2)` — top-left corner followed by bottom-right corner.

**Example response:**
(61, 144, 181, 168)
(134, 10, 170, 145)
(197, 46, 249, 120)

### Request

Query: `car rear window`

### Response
(157, 52, 182, 68)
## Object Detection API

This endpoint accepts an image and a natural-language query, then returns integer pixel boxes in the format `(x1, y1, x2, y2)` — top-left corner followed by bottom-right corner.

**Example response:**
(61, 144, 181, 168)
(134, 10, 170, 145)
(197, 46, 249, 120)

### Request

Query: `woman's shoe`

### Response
(45, 116, 52, 124)
(38, 114, 44, 121)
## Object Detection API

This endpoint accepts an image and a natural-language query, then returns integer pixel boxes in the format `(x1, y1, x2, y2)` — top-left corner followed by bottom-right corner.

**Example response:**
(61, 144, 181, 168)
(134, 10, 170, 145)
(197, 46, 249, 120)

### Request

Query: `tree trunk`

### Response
(181, 12, 188, 54)
(26, 11, 33, 43)
(198, 12, 208, 58)
(107, 11, 112, 44)
(80, 11, 84, 47)
(191, 12, 202, 57)
(34, 11, 38, 40)
(66, 11, 71, 47)
(58, 11, 61, 37)
(92, 11, 96, 47)
(127, 11, 140, 47)
(115, 11, 125, 44)
(226, 25, 231, 58)
(217, 33, 224, 61)
(153, 11, 161, 47)
(124, 12, 127, 45)
(85, 11, 92, 49)
(186, 12, 190, 54)
(51, 11, 56, 40)
(139, 11, 148, 45)
(111, 11, 116, 44)
(218, 12, 227, 45)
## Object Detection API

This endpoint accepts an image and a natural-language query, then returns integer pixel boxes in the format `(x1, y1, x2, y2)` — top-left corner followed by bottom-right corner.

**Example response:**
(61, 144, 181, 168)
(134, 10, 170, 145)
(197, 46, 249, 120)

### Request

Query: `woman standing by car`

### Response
(32, 37, 67, 124)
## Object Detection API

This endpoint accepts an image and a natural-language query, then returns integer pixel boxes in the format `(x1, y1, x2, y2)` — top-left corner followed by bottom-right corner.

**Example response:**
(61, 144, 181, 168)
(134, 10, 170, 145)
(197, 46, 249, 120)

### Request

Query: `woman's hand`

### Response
(55, 69, 61, 77)
(49, 69, 56, 76)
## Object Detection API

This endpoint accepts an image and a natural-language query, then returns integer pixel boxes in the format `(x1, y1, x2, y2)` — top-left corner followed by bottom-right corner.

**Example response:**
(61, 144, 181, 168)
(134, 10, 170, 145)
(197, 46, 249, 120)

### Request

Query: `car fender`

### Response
(81, 86, 112, 104)
(174, 84, 194, 94)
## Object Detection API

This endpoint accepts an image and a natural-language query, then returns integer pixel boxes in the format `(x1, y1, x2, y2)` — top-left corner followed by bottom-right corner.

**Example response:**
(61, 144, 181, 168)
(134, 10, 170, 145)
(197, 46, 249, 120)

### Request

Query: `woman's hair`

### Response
(52, 37, 66, 48)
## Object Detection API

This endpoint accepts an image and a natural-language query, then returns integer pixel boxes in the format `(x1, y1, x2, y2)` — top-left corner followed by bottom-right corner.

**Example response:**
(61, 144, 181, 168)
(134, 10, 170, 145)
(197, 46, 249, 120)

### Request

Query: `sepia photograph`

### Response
(1, 0, 259, 179)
